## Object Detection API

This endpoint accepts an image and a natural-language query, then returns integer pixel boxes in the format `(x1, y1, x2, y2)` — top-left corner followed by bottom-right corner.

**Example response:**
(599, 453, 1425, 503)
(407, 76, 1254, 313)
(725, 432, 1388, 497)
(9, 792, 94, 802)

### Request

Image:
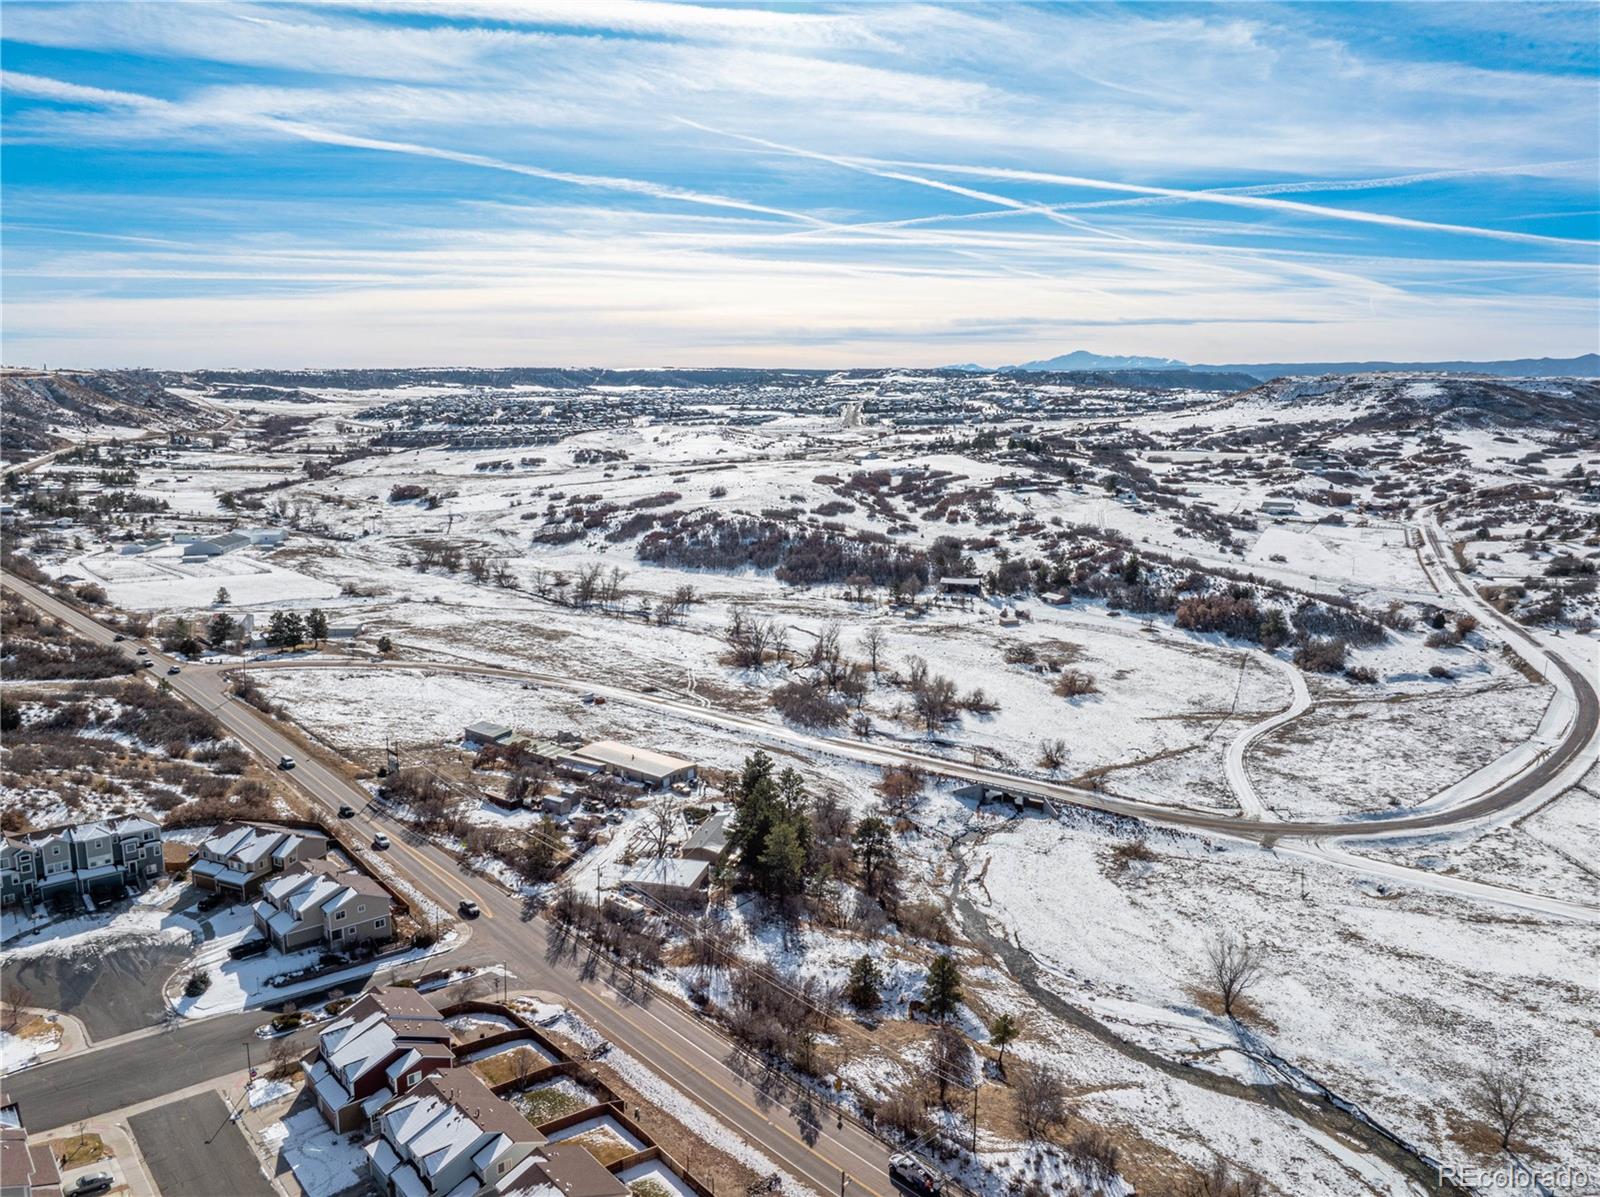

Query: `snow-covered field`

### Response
(966, 805, 1599, 1189)
(13, 372, 1597, 1195)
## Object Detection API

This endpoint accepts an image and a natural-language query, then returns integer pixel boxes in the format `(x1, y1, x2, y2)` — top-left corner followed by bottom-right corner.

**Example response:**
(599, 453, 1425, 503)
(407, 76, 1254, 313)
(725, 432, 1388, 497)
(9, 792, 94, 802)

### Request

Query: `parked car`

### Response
(278, 755, 295, 770)
(372, 833, 391, 850)
(338, 804, 356, 818)
(458, 900, 481, 918)
(197, 892, 226, 913)
(69, 1174, 114, 1196)
(167, 665, 182, 675)
(228, 936, 271, 961)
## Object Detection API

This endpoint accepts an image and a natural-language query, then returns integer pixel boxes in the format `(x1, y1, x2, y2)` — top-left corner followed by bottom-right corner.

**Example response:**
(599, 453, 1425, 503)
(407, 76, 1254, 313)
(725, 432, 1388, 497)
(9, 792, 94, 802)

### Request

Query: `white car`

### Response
(372, 833, 391, 850)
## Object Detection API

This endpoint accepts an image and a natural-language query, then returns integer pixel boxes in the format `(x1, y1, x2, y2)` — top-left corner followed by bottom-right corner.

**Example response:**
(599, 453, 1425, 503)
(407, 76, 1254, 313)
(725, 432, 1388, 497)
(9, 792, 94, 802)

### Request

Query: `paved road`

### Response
(2, 574, 901, 1197)
(129, 1091, 273, 1197)
(1, 1012, 275, 1131)
(236, 629, 1596, 842)
(5, 531, 1595, 1189)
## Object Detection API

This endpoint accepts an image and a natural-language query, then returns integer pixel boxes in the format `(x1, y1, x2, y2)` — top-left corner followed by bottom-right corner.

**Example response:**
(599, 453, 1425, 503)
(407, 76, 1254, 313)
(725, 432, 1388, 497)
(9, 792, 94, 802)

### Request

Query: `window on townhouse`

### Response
(336, 911, 346, 921)
(374, 918, 387, 930)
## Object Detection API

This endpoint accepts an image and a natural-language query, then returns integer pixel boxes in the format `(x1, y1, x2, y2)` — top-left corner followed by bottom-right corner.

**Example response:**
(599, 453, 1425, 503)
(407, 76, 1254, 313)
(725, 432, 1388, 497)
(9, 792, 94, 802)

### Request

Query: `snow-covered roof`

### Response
(304, 1058, 353, 1111)
(323, 1011, 399, 1087)
(621, 856, 708, 890)
(571, 739, 694, 780)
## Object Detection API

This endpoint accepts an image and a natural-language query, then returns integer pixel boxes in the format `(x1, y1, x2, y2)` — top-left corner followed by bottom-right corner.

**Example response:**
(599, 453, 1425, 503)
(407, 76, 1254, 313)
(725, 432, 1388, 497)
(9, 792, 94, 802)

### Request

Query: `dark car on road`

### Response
(338, 804, 356, 818)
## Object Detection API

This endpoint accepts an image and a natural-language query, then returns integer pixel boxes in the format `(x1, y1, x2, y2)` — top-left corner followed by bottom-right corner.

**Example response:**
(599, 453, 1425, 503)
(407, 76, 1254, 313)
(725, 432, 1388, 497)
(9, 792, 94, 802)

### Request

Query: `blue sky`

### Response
(2, 0, 1597, 368)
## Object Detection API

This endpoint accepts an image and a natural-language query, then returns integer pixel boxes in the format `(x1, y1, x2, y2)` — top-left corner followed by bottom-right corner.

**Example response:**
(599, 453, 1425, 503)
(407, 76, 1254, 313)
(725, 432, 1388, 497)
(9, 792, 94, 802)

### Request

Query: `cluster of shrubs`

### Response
(2, 594, 135, 680)
(638, 511, 932, 588)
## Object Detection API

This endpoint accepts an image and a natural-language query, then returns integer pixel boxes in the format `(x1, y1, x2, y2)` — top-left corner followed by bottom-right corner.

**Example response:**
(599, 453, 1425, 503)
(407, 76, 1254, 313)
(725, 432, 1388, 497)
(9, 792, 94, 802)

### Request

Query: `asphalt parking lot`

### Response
(128, 1091, 273, 1197)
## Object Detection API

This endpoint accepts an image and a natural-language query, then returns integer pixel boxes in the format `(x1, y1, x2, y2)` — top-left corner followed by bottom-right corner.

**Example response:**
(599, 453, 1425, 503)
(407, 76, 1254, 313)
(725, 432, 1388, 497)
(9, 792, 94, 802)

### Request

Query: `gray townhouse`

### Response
(251, 863, 394, 953)
(0, 816, 162, 909)
(189, 822, 328, 901)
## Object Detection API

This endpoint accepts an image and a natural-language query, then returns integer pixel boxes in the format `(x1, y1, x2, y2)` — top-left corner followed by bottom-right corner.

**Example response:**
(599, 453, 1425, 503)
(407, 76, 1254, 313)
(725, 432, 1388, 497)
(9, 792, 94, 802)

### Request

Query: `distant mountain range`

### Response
(951, 350, 1600, 381)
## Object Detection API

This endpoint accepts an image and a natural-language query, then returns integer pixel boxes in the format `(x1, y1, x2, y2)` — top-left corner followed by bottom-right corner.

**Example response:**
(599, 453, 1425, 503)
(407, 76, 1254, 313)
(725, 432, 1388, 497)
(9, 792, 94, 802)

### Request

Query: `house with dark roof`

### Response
(0, 1095, 61, 1197)
(303, 987, 457, 1133)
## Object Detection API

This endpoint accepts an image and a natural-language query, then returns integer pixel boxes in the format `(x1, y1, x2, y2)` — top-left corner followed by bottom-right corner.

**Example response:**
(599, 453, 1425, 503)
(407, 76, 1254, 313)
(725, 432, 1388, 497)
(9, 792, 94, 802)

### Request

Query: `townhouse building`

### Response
(303, 988, 457, 1133)
(189, 823, 328, 901)
(251, 863, 394, 953)
(0, 816, 162, 909)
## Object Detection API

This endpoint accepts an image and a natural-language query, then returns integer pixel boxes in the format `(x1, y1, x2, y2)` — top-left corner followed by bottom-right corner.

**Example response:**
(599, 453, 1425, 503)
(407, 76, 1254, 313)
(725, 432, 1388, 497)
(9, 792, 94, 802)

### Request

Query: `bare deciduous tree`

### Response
(1477, 1058, 1543, 1150)
(1182, 1160, 1265, 1197)
(1037, 738, 1068, 770)
(1206, 931, 1266, 1019)
(860, 625, 887, 674)
(645, 793, 681, 858)
(1014, 1061, 1072, 1140)
(929, 1021, 974, 1107)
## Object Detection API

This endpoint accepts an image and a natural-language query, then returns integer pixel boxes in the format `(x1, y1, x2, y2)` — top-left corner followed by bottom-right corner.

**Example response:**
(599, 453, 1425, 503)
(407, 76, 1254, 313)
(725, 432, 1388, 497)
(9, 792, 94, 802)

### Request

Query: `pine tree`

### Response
(207, 612, 236, 648)
(307, 607, 329, 645)
(923, 954, 962, 1022)
(988, 1012, 1019, 1075)
(266, 610, 306, 650)
(757, 817, 807, 899)
(214, 586, 230, 605)
(852, 816, 893, 896)
(845, 954, 882, 1011)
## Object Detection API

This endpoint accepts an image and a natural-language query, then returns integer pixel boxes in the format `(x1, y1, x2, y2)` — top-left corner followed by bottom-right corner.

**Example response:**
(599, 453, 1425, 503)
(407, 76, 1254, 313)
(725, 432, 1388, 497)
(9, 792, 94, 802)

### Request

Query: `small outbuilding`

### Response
(680, 810, 730, 864)
(464, 721, 514, 746)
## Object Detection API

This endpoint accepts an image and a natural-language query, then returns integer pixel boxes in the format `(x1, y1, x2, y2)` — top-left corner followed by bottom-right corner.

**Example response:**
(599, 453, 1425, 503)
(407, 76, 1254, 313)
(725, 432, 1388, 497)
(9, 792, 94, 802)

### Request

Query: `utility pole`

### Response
(971, 1082, 979, 1151)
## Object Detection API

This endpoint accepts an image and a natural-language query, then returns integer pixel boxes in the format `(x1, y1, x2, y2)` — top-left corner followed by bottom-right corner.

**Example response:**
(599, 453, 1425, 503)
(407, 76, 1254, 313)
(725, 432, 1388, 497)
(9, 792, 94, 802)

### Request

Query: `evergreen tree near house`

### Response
(214, 586, 230, 605)
(207, 612, 237, 649)
(922, 954, 963, 1022)
(307, 607, 329, 645)
(265, 610, 306, 650)
(727, 751, 815, 898)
